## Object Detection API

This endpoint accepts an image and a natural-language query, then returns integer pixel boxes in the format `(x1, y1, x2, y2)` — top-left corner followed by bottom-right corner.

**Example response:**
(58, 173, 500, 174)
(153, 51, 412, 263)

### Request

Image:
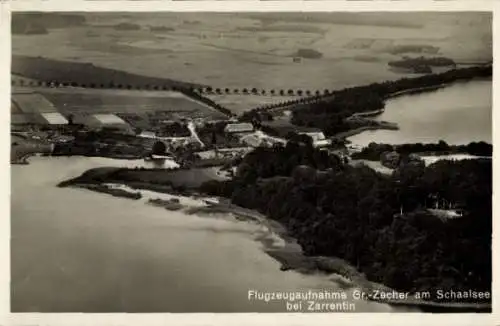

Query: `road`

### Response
(187, 121, 205, 148)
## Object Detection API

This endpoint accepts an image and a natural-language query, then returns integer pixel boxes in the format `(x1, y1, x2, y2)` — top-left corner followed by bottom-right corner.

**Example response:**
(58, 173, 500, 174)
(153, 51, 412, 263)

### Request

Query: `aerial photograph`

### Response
(11, 12, 492, 313)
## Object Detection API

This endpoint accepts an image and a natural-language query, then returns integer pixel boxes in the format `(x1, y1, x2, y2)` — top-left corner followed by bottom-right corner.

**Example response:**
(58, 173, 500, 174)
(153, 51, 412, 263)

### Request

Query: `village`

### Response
(10, 84, 347, 171)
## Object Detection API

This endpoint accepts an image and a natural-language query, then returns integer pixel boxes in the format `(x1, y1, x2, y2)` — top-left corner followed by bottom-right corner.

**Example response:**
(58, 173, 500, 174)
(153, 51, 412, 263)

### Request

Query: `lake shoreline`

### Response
(58, 174, 491, 313)
(60, 181, 396, 304)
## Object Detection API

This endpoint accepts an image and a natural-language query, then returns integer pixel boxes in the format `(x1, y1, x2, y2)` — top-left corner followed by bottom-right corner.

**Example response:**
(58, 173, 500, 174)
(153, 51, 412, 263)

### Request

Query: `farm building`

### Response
(11, 92, 67, 128)
(84, 114, 134, 134)
(240, 134, 263, 147)
(240, 133, 277, 148)
(138, 131, 157, 139)
(11, 110, 69, 129)
(224, 122, 254, 135)
(39, 112, 69, 125)
(10, 112, 68, 128)
(300, 131, 331, 148)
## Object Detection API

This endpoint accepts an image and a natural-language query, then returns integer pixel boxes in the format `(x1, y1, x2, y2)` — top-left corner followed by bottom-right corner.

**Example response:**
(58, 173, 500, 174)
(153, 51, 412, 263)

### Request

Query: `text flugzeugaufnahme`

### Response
(248, 289, 491, 303)
(248, 290, 348, 303)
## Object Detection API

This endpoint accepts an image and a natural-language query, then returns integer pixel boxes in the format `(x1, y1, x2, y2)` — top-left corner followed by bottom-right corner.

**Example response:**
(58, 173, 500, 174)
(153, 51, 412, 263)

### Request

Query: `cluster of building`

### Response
(137, 130, 199, 153)
(12, 92, 135, 135)
(11, 89, 337, 166)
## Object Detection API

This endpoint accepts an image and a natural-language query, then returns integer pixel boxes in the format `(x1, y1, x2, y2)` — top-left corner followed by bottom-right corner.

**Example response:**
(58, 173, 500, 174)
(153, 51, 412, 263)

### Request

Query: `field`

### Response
(12, 55, 203, 89)
(261, 117, 320, 136)
(37, 88, 223, 116)
(12, 92, 58, 114)
(12, 13, 492, 92)
(11, 87, 229, 127)
(205, 94, 297, 114)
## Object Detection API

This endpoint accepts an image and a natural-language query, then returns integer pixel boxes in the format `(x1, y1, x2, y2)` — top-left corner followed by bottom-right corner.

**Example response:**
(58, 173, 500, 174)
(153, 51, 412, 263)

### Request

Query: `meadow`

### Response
(205, 94, 297, 115)
(11, 86, 228, 125)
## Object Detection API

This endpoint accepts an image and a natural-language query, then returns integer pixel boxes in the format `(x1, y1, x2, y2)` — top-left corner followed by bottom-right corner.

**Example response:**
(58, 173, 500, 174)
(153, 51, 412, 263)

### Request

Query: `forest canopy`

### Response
(198, 140, 492, 300)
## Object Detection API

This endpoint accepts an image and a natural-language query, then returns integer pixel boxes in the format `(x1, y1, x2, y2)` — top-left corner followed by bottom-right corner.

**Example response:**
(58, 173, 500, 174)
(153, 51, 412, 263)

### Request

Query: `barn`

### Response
(224, 122, 254, 135)
(11, 92, 68, 128)
(84, 114, 134, 134)
(39, 112, 69, 125)
(300, 131, 331, 148)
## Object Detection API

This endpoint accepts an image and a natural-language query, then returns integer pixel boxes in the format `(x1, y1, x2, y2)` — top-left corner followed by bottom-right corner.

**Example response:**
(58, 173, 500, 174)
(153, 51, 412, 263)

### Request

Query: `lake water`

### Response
(347, 80, 492, 147)
(11, 157, 414, 313)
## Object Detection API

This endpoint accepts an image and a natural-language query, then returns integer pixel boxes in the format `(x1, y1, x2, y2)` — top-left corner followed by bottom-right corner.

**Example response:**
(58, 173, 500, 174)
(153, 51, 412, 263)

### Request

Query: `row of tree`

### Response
(10, 79, 333, 98)
(198, 140, 492, 300)
(198, 87, 332, 96)
(10, 79, 193, 92)
(12, 55, 202, 90)
(352, 141, 493, 161)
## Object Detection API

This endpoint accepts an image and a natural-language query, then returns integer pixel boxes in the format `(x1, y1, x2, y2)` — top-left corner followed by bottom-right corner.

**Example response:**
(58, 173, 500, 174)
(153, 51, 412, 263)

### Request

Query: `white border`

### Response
(0, 1, 11, 323)
(1, 1, 498, 325)
(8, 1, 496, 12)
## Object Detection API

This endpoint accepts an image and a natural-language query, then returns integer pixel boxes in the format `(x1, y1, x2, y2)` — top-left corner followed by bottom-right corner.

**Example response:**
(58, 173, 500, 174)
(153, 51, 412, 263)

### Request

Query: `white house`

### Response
(224, 122, 254, 134)
(86, 114, 134, 134)
(138, 130, 157, 139)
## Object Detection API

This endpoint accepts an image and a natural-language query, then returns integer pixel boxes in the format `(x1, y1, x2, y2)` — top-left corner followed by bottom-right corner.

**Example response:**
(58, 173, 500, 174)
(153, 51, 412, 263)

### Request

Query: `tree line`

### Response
(352, 141, 493, 161)
(11, 55, 203, 90)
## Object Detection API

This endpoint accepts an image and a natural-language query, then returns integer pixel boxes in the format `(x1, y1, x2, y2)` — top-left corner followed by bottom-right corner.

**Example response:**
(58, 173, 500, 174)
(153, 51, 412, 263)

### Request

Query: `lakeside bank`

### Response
(57, 178, 400, 308)
(60, 176, 491, 312)
(13, 156, 410, 312)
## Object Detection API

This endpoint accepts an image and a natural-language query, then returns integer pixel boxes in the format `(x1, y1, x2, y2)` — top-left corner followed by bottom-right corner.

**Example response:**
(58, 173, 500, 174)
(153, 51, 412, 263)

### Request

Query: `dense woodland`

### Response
(199, 141, 492, 300)
(352, 141, 493, 161)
